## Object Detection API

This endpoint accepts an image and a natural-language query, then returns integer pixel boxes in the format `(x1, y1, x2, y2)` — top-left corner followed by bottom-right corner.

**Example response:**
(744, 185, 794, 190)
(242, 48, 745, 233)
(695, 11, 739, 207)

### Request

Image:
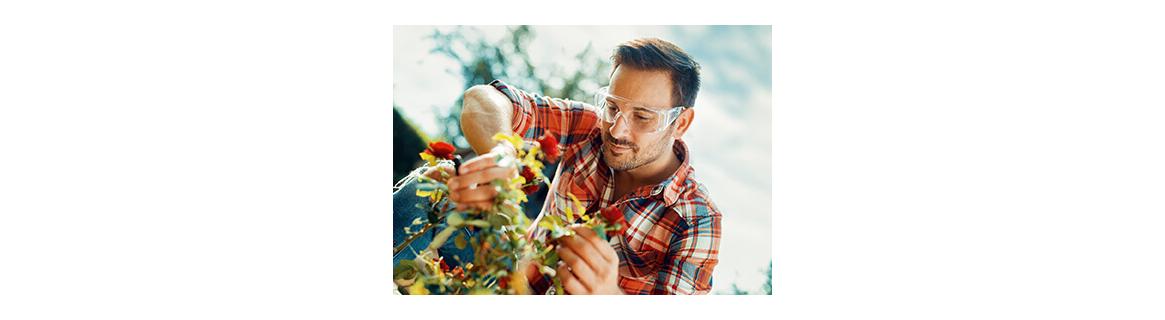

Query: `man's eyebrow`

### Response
(606, 96, 664, 111)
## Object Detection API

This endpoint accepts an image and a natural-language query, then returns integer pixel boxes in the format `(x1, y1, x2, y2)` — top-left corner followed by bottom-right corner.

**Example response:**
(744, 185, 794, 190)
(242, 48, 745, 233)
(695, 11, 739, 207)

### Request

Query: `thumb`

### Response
(523, 259, 542, 280)
(423, 163, 455, 181)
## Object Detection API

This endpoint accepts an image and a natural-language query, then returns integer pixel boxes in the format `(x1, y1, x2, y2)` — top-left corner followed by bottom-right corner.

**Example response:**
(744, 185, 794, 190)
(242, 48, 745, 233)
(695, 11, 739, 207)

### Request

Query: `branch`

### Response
(393, 200, 453, 256)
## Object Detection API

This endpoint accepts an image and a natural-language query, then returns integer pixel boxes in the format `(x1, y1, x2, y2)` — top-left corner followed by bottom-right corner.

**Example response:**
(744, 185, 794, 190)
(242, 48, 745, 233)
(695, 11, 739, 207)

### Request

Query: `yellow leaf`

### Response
(491, 133, 525, 153)
(524, 147, 538, 164)
(407, 281, 429, 295)
(568, 193, 584, 222)
(564, 200, 573, 223)
(538, 215, 559, 230)
(419, 152, 437, 166)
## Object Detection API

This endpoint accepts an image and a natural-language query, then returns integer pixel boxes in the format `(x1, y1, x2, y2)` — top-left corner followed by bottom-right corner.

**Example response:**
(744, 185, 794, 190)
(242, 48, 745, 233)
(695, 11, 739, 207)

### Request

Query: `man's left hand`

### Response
(556, 225, 623, 295)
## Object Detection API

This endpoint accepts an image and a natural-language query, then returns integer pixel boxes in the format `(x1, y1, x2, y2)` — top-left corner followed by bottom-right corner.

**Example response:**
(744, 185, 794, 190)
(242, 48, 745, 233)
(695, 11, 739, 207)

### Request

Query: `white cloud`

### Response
(682, 81, 773, 293)
(392, 27, 471, 136)
(691, 160, 772, 293)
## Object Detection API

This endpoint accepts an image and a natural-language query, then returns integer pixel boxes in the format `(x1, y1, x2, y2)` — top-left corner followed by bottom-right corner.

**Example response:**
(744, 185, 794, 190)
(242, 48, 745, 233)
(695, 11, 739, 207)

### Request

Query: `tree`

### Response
(395, 26, 611, 217)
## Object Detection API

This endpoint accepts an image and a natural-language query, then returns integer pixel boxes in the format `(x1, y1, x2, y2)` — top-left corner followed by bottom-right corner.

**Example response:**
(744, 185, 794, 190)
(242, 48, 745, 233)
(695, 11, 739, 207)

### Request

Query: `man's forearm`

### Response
(460, 85, 514, 155)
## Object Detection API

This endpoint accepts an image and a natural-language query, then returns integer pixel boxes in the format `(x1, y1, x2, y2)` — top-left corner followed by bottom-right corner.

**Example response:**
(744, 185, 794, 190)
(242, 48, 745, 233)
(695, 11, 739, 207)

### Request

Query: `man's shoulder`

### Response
(668, 170, 722, 222)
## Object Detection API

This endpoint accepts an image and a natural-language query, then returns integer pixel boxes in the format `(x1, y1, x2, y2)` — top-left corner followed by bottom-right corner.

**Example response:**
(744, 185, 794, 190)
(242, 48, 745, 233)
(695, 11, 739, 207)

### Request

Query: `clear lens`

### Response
(594, 86, 684, 133)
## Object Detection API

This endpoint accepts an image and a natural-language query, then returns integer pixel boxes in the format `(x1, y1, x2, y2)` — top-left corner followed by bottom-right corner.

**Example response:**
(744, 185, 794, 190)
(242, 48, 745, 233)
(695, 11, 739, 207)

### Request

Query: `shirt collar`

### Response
(600, 138, 694, 207)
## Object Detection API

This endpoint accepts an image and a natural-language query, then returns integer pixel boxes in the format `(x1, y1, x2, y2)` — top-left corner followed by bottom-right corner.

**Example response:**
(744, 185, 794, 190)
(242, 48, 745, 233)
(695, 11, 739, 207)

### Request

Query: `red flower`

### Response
(451, 266, 464, 278)
(537, 133, 560, 162)
(498, 276, 509, 289)
(520, 166, 537, 182)
(439, 259, 450, 273)
(600, 206, 629, 237)
(519, 166, 541, 194)
(425, 141, 456, 160)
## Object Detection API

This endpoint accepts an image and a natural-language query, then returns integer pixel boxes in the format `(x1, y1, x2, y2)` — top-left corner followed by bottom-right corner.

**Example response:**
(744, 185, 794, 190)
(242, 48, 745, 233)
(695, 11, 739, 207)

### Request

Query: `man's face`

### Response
(599, 66, 678, 171)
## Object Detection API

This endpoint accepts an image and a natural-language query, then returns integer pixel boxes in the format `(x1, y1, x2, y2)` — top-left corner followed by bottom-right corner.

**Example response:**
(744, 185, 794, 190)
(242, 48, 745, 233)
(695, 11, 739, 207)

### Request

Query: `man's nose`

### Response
(607, 113, 632, 140)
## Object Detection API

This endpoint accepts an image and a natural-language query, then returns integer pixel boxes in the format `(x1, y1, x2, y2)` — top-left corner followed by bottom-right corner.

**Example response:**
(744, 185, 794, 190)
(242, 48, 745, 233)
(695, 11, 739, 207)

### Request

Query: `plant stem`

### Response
(393, 222, 436, 255)
(393, 200, 454, 256)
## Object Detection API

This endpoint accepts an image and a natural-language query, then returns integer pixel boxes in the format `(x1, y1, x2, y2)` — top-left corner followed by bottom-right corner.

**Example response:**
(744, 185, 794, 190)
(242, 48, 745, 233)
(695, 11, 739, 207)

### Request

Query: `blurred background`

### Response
(393, 26, 771, 294)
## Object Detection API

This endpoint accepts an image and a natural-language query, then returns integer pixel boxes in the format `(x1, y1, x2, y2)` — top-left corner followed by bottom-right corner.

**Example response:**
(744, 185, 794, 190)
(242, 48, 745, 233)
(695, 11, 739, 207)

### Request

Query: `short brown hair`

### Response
(611, 38, 702, 108)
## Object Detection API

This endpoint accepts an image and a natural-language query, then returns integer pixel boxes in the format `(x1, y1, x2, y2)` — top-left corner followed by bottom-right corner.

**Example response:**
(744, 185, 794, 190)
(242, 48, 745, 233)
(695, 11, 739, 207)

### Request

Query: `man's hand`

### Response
(556, 225, 623, 295)
(446, 142, 518, 211)
(421, 162, 455, 182)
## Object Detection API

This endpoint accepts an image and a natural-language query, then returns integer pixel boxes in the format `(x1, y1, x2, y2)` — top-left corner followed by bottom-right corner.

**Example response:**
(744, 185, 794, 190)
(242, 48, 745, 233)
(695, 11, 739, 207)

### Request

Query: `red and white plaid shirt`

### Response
(490, 80, 722, 294)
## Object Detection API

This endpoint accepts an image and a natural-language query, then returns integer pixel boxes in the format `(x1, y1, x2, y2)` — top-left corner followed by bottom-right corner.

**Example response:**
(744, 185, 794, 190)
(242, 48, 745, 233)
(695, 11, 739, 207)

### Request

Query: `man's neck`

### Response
(612, 144, 681, 190)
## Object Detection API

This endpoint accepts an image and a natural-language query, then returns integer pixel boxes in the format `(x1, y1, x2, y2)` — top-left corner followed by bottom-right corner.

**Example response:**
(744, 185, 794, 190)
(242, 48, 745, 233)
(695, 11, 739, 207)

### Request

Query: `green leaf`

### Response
(487, 213, 509, 227)
(592, 225, 608, 242)
(394, 260, 418, 281)
(464, 220, 491, 228)
(446, 212, 464, 226)
(428, 227, 458, 251)
(550, 228, 572, 239)
(543, 251, 559, 266)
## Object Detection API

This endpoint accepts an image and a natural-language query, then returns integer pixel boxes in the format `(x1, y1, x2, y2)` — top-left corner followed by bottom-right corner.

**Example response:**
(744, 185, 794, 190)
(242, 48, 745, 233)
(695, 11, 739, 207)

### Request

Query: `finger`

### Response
(454, 203, 477, 211)
(558, 263, 588, 295)
(422, 164, 454, 181)
(448, 167, 515, 193)
(450, 194, 491, 209)
(571, 225, 618, 264)
(525, 260, 542, 281)
(466, 200, 492, 211)
(559, 233, 605, 278)
(448, 184, 492, 205)
(458, 153, 499, 175)
(454, 200, 492, 211)
(556, 244, 597, 290)
(453, 185, 499, 203)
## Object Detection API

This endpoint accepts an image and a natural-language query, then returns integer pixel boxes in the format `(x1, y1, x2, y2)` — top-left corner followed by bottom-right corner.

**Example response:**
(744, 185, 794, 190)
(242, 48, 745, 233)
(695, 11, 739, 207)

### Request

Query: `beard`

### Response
(601, 129, 672, 172)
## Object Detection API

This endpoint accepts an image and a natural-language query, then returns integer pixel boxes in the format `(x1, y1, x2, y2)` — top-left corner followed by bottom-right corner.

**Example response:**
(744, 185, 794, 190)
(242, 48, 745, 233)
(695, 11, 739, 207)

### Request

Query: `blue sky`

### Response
(394, 26, 772, 293)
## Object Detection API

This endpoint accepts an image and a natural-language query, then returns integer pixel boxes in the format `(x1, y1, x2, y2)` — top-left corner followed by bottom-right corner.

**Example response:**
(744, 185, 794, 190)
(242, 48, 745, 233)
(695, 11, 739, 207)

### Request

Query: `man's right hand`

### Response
(446, 142, 519, 211)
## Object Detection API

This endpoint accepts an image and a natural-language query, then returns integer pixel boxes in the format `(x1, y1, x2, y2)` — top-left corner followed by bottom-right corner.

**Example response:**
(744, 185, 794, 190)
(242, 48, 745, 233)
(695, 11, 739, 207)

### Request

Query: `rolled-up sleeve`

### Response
(488, 79, 600, 148)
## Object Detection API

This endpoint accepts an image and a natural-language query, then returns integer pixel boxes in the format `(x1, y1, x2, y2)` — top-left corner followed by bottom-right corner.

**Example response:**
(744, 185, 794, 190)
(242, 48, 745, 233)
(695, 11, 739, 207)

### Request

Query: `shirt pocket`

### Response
(617, 238, 666, 279)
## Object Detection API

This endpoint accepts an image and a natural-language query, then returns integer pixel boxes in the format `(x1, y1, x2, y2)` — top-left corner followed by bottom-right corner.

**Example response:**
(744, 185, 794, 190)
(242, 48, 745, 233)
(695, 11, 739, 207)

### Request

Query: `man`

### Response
(447, 38, 721, 294)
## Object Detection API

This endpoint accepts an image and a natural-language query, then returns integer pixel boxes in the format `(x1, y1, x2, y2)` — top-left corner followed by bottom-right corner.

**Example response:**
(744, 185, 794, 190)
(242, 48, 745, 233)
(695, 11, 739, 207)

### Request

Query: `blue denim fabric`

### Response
(393, 179, 476, 268)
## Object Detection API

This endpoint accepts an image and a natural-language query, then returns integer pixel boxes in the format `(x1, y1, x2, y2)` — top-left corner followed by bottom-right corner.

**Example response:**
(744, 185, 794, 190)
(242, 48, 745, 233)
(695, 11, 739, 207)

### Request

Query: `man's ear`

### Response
(672, 108, 695, 138)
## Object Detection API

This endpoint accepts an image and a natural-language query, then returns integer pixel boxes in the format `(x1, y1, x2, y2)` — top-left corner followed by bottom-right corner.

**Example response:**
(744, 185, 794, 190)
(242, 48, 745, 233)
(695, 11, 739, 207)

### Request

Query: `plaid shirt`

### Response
(489, 80, 722, 295)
